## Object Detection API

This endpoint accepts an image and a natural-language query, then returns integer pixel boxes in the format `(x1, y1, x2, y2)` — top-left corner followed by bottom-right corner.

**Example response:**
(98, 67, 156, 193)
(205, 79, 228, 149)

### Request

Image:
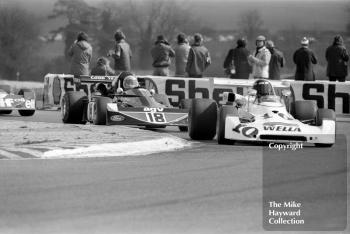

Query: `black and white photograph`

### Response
(0, 0, 349, 233)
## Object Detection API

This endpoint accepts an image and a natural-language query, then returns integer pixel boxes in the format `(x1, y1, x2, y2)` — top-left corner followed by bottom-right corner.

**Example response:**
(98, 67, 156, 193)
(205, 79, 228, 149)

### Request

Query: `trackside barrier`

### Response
(43, 74, 350, 119)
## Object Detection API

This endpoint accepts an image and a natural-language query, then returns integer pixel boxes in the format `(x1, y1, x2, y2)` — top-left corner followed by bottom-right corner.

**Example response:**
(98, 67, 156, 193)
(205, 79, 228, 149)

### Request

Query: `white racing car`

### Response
(188, 79, 336, 147)
(0, 85, 36, 116)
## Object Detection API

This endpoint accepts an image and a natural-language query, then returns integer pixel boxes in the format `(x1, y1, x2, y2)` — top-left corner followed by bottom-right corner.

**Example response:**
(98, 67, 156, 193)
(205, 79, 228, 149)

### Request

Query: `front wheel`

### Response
(61, 91, 87, 124)
(292, 100, 317, 122)
(0, 110, 12, 114)
(218, 105, 237, 145)
(18, 110, 35, 116)
(188, 99, 217, 140)
(93, 96, 112, 125)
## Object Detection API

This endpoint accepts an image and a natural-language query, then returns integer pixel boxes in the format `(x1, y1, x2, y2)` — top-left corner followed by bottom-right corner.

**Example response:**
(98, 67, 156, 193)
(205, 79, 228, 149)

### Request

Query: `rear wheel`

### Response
(315, 109, 336, 126)
(218, 105, 237, 145)
(292, 100, 317, 122)
(178, 99, 191, 132)
(18, 89, 36, 116)
(18, 89, 34, 96)
(189, 99, 217, 140)
(61, 91, 87, 124)
(93, 96, 112, 125)
(0, 110, 12, 114)
(314, 108, 336, 147)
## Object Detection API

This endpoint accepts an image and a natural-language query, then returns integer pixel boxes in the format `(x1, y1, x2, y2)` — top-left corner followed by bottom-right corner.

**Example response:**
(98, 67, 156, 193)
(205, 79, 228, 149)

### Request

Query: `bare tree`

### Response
(0, 5, 40, 80)
(126, 0, 200, 69)
(49, 0, 100, 56)
(238, 10, 265, 42)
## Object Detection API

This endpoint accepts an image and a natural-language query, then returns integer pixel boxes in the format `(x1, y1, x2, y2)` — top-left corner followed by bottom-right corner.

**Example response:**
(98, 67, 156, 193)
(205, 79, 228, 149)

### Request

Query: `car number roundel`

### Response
(146, 112, 166, 123)
(233, 124, 258, 138)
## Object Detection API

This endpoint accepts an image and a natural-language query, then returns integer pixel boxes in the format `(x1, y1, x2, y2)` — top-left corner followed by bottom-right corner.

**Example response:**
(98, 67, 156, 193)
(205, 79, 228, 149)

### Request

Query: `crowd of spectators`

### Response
(68, 30, 349, 82)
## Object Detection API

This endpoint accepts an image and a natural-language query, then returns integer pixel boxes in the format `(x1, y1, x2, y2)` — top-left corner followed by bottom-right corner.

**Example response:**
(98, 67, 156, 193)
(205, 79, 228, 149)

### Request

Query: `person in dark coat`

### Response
(266, 40, 285, 80)
(325, 35, 349, 82)
(107, 30, 132, 74)
(150, 35, 175, 76)
(91, 57, 115, 76)
(223, 38, 251, 79)
(68, 31, 92, 76)
(186, 33, 211, 78)
(293, 37, 317, 81)
(174, 33, 190, 77)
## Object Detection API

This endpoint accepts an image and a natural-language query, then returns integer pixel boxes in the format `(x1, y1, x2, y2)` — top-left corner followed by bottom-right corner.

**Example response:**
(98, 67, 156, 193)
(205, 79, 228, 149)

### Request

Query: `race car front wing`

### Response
(106, 103, 188, 127)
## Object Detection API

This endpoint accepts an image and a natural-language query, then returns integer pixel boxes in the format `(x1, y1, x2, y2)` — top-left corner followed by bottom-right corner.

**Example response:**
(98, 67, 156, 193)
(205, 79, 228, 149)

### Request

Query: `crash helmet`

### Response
(123, 75, 139, 90)
(253, 79, 273, 97)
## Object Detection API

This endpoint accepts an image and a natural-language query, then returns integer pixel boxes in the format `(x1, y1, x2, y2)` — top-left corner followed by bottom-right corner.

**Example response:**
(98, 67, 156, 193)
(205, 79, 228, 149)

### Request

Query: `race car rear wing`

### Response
(78, 75, 147, 87)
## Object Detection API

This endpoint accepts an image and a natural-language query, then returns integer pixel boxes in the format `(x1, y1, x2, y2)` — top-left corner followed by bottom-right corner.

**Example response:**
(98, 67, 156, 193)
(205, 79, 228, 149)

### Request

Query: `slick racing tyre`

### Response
(292, 100, 317, 122)
(0, 110, 12, 114)
(178, 99, 192, 132)
(314, 109, 336, 147)
(153, 93, 171, 107)
(62, 91, 87, 124)
(18, 88, 34, 96)
(218, 105, 237, 145)
(18, 109, 35, 116)
(315, 109, 336, 126)
(93, 96, 112, 125)
(17, 89, 36, 116)
(189, 99, 217, 140)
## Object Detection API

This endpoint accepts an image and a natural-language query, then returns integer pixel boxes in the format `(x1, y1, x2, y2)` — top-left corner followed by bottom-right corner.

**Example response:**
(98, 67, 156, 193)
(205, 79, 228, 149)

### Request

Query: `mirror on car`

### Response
(116, 88, 124, 94)
(149, 89, 156, 95)
(222, 92, 236, 103)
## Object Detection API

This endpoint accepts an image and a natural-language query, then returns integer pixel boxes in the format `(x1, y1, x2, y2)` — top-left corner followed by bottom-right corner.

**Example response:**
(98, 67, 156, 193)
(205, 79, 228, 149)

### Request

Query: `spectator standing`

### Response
(266, 40, 285, 80)
(91, 57, 115, 76)
(326, 35, 349, 82)
(186, 33, 211, 78)
(248, 35, 271, 79)
(151, 35, 175, 76)
(108, 30, 132, 75)
(223, 38, 251, 79)
(174, 33, 190, 77)
(68, 31, 92, 76)
(293, 37, 317, 81)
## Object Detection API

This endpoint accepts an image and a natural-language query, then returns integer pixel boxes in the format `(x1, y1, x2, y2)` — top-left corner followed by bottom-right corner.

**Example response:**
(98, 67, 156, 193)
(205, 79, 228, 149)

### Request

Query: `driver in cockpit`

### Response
(253, 79, 274, 97)
(122, 75, 140, 91)
(252, 79, 277, 103)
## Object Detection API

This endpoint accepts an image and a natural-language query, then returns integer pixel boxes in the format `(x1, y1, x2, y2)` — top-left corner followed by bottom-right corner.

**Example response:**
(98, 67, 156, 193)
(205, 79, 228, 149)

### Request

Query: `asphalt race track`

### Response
(0, 110, 349, 234)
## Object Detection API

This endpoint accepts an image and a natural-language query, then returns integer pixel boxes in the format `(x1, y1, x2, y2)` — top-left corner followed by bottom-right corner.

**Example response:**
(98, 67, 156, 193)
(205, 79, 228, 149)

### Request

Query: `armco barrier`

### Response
(43, 74, 350, 119)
